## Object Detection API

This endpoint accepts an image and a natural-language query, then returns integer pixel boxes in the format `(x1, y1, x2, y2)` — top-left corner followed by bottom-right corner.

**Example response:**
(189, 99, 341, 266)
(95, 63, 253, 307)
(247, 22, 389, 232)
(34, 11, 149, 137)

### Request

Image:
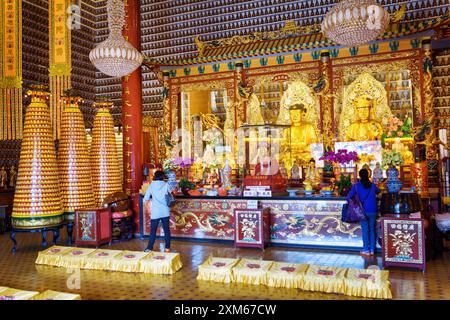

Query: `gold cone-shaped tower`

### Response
(58, 95, 95, 220)
(12, 88, 63, 229)
(91, 103, 122, 206)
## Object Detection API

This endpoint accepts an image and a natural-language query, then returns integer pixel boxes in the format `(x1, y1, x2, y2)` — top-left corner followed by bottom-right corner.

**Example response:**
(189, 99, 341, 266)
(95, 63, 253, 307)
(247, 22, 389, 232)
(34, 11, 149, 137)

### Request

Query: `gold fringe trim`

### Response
(197, 258, 392, 299)
(231, 259, 273, 286)
(197, 257, 240, 284)
(343, 269, 393, 299)
(34, 246, 183, 275)
(0, 288, 40, 300)
(302, 265, 347, 294)
(32, 290, 81, 300)
(139, 252, 183, 275)
(266, 262, 309, 289)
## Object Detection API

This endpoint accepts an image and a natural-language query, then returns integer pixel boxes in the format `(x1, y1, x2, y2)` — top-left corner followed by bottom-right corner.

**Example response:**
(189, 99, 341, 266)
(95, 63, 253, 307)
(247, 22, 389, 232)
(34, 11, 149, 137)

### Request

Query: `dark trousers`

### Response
(360, 212, 377, 252)
(147, 217, 171, 250)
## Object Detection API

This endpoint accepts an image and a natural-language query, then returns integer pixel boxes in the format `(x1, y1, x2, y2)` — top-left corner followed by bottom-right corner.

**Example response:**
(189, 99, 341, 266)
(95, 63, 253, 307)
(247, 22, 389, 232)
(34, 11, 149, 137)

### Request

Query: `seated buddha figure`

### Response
(346, 95, 383, 141)
(288, 103, 318, 164)
(392, 137, 414, 165)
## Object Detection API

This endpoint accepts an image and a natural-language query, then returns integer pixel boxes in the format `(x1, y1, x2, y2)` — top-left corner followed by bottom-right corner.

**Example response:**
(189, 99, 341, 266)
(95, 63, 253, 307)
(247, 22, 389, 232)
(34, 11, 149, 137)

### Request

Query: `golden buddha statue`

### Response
(288, 103, 318, 164)
(346, 95, 383, 141)
(303, 158, 320, 190)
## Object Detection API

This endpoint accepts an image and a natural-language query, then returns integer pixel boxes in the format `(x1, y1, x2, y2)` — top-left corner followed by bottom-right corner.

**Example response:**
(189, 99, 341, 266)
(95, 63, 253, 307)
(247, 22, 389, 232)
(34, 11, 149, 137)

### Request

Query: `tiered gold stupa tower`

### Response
(91, 102, 122, 206)
(58, 92, 95, 221)
(12, 87, 63, 229)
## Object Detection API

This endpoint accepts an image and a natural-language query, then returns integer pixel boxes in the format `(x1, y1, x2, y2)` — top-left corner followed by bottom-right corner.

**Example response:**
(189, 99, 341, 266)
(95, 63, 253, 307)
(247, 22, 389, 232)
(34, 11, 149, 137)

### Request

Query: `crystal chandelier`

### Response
(321, 0, 390, 47)
(89, 0, 143, 77)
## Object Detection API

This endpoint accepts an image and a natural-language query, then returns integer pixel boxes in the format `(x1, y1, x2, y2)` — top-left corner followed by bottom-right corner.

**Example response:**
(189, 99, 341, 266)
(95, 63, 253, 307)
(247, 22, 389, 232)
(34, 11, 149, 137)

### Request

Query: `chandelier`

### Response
(321, 0, 390, 47)
(89, 0, 143, 77)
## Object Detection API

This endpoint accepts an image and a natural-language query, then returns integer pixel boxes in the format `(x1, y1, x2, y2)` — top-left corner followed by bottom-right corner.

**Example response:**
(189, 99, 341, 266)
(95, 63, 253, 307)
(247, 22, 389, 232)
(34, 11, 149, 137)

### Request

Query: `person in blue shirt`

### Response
(347, 168, 381, 256)
(143, 170, 176, 253)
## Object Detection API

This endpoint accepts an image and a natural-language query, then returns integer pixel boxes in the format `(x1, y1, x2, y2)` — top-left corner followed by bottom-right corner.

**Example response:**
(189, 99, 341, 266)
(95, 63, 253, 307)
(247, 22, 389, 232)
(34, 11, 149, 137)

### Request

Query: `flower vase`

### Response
(166, 170, 178, 190)
(386, 166, 402, 193)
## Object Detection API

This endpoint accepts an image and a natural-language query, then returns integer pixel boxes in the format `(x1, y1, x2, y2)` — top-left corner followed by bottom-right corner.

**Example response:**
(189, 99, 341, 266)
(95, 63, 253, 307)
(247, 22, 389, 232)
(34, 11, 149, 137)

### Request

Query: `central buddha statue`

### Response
(288, 103, 318, 164)
(346, 95, 383, 141)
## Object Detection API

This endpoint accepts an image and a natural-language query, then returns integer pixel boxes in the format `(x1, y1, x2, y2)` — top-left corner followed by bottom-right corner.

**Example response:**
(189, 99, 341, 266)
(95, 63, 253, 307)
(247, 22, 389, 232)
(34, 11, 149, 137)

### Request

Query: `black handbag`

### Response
(165, 192, 177, 208)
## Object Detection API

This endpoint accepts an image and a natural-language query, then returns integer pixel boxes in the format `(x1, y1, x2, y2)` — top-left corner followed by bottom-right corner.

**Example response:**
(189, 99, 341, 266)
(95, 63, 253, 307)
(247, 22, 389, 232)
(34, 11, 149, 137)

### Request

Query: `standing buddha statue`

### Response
(346, 95, 383, 141)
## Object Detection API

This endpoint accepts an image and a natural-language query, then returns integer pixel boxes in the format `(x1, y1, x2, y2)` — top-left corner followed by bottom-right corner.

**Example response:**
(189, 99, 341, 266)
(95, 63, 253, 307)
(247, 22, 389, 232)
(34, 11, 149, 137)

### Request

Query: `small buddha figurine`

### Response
(373, 162, 383, 184)
(220, 159, 232, 189)
(346, 95, 383, 141)
(304, 158, 320, 189)
(202, 144, 216, 166)
(290, 160, 301, 180)
(288, 103, 318, 164)
(0, 166, 6, 189)
(392, 137, 413, 165)
(9, 165, 16, 188)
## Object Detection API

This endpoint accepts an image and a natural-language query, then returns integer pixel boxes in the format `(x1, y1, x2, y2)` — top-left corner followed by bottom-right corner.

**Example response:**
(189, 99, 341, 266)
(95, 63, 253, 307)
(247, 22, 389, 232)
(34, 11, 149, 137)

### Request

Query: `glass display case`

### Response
(239, 124, 290, 193)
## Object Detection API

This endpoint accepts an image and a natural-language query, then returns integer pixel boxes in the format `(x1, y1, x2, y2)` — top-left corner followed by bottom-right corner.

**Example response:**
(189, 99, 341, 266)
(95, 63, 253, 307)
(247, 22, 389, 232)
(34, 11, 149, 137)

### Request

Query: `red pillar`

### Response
(122, 0, 143, 196)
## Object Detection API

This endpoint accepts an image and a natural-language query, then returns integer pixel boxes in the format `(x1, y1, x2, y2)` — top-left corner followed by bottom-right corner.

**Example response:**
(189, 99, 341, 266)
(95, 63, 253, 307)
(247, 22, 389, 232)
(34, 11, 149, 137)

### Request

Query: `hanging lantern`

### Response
(12, 87, 63, 229)
(58, 94, 95, 221)
(91, 102, 122, 206)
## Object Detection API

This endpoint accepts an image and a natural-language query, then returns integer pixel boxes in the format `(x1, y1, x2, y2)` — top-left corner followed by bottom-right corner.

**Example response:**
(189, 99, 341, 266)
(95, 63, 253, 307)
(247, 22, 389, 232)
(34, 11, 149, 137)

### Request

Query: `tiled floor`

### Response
(0, 232, 448, 300)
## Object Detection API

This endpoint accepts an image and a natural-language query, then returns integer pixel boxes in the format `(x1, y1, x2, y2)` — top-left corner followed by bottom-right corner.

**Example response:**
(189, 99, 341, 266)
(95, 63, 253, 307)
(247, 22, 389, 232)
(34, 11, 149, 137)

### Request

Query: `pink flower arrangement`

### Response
(384, 115, 412, 139)
(319, 149, 359, 165)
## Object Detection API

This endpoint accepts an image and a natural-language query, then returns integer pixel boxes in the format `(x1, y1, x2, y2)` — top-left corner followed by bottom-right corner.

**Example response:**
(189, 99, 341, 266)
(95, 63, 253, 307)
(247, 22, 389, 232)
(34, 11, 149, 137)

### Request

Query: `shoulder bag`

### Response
(342, 184, 372, 223)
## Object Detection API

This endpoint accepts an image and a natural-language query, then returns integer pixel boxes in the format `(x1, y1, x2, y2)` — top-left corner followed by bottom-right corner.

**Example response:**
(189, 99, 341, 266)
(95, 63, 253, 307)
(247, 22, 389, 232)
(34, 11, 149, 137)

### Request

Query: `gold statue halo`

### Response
(339, 73, 392, 141)
(277, 80, 320, 129)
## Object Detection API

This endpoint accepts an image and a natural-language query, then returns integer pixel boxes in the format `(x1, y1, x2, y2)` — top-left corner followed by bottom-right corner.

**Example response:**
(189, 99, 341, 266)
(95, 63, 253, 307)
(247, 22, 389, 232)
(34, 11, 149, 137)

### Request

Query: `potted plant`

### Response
(334, 174, 352, 196)
(179, 178, 196, 196)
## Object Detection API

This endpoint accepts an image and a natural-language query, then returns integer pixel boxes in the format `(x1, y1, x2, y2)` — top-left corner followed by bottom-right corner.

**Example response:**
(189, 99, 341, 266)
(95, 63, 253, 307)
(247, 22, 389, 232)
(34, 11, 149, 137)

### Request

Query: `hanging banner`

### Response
(49, 0, 72, 140)
(0, 0, 22, 140)
(49, 0, 71, 76)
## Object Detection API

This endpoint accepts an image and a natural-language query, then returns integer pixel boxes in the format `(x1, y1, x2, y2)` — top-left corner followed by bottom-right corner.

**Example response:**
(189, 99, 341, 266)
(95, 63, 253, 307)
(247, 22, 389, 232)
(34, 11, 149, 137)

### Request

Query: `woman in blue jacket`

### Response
(347, 169, 381, 256)
(143, 170, 176, 253)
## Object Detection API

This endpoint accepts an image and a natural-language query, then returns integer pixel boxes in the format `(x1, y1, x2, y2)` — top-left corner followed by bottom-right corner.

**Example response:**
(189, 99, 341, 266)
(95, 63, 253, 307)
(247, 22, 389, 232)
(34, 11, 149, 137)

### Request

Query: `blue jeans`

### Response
(147, 217, 171, 250)
(360, 212, 377, 252)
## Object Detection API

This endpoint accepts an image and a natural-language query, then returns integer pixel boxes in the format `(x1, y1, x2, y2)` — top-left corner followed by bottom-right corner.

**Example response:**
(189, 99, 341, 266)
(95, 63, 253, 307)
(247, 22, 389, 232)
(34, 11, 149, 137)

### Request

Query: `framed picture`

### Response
(234, 208, 269, 249)
(381, 217, 425, 271)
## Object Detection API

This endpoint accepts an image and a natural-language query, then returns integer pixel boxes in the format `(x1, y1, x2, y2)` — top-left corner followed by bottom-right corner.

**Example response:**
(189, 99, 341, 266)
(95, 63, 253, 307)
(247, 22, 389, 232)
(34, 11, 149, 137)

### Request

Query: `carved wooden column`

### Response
(122, 0, 143, 195)
(319, 51, 334, 151)
(162, 72, 171, 159)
